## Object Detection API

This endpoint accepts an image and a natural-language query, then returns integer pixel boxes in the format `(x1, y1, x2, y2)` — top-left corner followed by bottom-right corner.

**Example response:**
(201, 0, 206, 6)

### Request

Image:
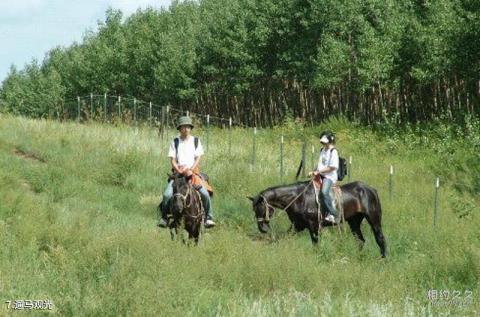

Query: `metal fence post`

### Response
(280, 135, 284, 182)
(228, 117, 232, 156)
(104, 93, 107, 122)
(206, 114, 210, 151)
(165, 105, 170, 142)
(118, 96, 121, 121)
(311, 145, 315, 171)
(149, 102, 153, 126)
(90, 93, 93, 117)
(389, 165, 394, 200)
(348, 156, 352, 182)
(77, 96, 80, 121)
(434, 177, 440, 228)
(301, 140, 306, 178)
(252, 127, 257, 167)
(160, 106, 166, 141)
(134, 98, 137, 125)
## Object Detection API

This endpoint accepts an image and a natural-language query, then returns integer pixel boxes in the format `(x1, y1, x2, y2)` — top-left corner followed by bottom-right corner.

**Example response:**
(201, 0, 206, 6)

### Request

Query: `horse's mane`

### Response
(260, 180, 311, 195)
(170, 172, 192, 189)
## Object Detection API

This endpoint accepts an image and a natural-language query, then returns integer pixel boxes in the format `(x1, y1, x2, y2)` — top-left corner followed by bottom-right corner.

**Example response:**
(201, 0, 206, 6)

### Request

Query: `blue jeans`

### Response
(161, 180, 214, 220)
(321, 178, 337, 217)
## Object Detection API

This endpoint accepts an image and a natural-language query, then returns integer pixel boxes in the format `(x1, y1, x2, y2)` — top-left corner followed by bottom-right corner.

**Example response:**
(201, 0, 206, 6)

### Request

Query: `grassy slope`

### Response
(0, 114, 478, 316)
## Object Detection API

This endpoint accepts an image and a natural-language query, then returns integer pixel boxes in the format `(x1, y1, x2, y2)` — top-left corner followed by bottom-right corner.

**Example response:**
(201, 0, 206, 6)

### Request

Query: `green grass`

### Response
(0, 114, 478, 316)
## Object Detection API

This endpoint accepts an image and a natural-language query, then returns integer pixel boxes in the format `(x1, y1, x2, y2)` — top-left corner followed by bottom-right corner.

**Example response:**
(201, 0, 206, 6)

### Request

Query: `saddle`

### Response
(191, 172, 213, 197)
(168, 168, 213, 197)
(313, 175, 343, 220)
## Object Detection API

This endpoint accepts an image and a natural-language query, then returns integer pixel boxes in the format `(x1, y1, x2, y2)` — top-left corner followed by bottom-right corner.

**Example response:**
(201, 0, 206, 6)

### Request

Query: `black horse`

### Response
(248, 180, 387, 257)
(168, 173, 204, 244)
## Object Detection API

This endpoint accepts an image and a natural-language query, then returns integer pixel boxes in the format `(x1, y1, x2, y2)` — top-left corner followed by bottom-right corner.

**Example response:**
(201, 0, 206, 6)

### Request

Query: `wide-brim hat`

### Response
(176, 116, 194, 130)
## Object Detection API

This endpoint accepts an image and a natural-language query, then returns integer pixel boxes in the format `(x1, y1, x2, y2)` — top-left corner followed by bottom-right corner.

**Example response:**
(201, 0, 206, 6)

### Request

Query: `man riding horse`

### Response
(158, 116, 216, 228)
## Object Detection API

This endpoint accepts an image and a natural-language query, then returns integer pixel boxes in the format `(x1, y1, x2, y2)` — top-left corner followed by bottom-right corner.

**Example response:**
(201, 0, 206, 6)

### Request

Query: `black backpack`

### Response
(338, 155, 347, 181)
(325, 148, 348, 181)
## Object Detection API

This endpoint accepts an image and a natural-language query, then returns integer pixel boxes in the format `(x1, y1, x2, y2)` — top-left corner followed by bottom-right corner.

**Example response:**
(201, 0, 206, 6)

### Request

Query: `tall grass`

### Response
(0, 114, 478, 316)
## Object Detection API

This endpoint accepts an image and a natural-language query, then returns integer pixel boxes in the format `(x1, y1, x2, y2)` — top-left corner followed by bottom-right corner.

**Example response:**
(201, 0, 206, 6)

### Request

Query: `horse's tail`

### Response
(359, 184, 382, 221)
(373, 188, 383, 220)
(359, 183, 387, 257)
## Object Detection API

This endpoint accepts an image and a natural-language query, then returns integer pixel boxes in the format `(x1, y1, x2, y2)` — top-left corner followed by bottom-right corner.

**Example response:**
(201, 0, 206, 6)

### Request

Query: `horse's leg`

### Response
(287, 224, 298, 236)
(170, 223, 177, 241)
(309, 229, 319, 244)
(193, 226, 200, 245)
(347, 214, 365, 249)
(182, 234, 187, 245)
(169, 218, 176, 241)
(287, 224, 293, 233)
(308, 221, 320, 244)
(195, 221, 202, 245)
(365, 214, 387, 258)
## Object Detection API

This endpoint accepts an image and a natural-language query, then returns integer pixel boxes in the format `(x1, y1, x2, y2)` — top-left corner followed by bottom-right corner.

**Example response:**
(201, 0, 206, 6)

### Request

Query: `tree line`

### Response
(0, 0, 479, 126)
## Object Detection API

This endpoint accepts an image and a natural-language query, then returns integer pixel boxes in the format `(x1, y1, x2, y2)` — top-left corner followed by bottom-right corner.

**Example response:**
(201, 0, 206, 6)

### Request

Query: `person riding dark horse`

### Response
(248, 178, 387, 258)
(309, 130, 340, 224)
(158, 116, 216, 228)
(169, 172, 204, 244)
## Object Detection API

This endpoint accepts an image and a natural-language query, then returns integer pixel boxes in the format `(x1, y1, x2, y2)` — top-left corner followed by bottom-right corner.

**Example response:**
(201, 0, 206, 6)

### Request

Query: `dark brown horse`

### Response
(169, 173, 204, 244)
(248, 179, 387, 257)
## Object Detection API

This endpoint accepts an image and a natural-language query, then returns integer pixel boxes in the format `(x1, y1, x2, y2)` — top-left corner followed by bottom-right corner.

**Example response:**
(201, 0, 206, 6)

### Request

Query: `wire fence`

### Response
(58, 93, 478, 228)
(61, 94, 248, 129)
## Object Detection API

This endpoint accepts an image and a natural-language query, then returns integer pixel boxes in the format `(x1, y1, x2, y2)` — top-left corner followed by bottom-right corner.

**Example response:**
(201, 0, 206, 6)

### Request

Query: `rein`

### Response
(258, 180, 314, 222)
(173, 184, 192, 208)
(173, 183, 203, 219)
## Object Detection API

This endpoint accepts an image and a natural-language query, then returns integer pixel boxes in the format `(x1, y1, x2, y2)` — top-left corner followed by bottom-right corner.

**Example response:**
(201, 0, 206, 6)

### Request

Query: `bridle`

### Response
(173, 184, 193, 208)
(173, 181, 203, 219)
(256, 195, 275, 223)
(256, 180, 314, 223)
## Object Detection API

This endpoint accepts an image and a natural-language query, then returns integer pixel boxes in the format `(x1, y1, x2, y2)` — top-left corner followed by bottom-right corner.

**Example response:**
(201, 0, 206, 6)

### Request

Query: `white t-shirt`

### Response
(317, 147, 339, 183)
(168, 136, 204, 168)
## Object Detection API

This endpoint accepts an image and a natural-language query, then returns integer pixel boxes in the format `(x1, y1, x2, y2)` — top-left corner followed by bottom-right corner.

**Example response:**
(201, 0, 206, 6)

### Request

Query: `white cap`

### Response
(320, 135, 329, 144)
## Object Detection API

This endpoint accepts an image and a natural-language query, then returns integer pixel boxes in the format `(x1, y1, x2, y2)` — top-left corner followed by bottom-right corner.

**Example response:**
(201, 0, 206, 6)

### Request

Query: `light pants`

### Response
(320, 178, 337, 217)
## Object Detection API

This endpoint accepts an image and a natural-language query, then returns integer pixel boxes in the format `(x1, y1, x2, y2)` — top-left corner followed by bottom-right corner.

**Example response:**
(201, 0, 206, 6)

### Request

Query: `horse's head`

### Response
(248, 195, 274, 233)
(171, 173, 192, 214)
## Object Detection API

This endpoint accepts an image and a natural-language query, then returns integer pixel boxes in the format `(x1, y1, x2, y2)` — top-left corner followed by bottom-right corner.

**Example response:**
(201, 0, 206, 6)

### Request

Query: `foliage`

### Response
(0, 0, 479, 125)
